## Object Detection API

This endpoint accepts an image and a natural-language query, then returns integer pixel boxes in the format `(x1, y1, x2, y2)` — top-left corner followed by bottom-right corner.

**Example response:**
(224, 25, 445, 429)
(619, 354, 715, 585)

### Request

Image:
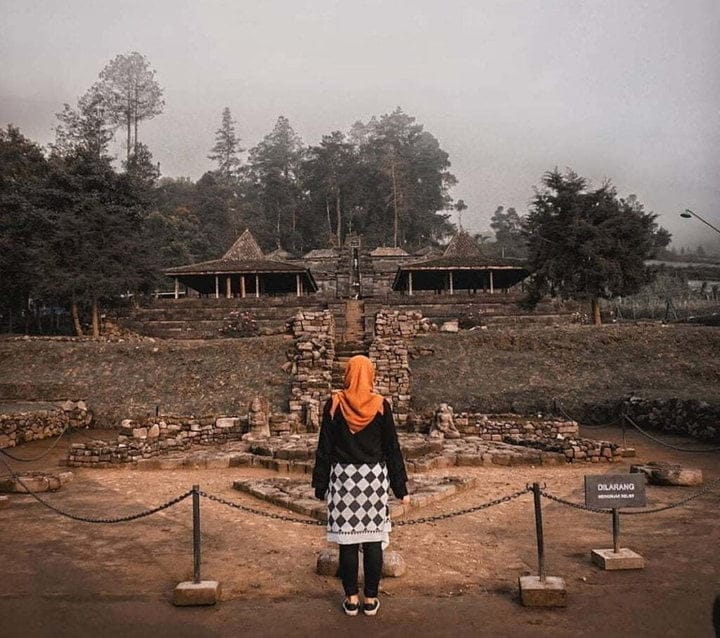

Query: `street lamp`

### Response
(680, 209, 720, 236)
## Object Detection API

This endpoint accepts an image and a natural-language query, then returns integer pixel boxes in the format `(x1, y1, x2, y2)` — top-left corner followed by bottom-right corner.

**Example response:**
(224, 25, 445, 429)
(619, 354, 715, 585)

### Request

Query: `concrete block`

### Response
(519, 576, 567, 607)
(172, 580, 221, 606)
(591, 548, 645, 570)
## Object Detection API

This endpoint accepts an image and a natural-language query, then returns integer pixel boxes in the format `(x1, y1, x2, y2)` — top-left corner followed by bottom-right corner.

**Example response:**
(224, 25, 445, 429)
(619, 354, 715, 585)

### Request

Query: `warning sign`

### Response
(584, 474, 646, 509)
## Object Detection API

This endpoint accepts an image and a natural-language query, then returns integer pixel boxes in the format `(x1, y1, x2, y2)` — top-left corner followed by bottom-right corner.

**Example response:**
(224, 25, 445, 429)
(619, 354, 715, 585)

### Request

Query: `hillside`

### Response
(411, 324, 720, 416)
(1, 324, 719, 426)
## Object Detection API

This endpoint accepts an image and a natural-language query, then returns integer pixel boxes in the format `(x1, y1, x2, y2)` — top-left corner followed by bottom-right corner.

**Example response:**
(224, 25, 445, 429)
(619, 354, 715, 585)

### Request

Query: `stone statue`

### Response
(247, 396, 270, 438)
(304, 399, 320, 433)
(429, 403, 461, 439)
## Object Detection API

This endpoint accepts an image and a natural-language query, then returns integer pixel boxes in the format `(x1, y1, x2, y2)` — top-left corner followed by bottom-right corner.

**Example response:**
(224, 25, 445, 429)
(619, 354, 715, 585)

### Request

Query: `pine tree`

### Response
(208, 107, 243, 184)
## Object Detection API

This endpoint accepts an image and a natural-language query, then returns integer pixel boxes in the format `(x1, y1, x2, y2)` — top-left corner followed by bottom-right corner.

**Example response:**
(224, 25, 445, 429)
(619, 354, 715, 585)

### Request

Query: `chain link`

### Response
(540, 476, 720, 516)
(0, 423, 70, 462)
(394, 487, 532, 526)
(200, 487, 532, 527)
(200, 490, 326, 525)
(622, 414, 720, 453)
(553, 399, 619, 429)
(0, 452, 193, 523)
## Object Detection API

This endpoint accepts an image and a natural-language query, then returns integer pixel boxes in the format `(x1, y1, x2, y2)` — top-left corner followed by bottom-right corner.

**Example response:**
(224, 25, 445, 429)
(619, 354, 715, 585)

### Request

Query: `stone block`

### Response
(0, 495, 9, 508)
(630, 462, 703, 487)
(591, 548, 645, 570)
(216, 417, 240, 429)
(316, 549, 339, 576)
(440, 320, 459, 333)
(518, 575, 567, 607)
(382, 551, 406, 577)
(172, 580, 221, 606)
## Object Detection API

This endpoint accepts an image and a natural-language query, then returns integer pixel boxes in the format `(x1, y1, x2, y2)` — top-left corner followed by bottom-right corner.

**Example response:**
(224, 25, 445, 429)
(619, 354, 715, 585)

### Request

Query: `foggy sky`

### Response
(2, 0, 719, 249)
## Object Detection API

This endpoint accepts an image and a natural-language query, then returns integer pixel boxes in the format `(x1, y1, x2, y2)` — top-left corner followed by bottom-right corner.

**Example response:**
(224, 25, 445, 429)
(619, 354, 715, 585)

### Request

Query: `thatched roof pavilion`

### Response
(391, 231, 529, 295)
(164, 229, 317, 298)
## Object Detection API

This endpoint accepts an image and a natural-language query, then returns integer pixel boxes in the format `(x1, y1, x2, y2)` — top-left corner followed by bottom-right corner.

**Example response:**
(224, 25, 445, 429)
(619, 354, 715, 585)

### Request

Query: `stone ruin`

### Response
(0, 400, 92, 450)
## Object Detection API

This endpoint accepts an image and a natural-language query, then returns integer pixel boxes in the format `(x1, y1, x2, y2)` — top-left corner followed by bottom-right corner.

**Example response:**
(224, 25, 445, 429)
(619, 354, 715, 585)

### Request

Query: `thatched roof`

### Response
(165, 229, 312, 282)
(443, 231, 482, 258)
(369, 247, 409, 257)
(222, 229, 264, 261)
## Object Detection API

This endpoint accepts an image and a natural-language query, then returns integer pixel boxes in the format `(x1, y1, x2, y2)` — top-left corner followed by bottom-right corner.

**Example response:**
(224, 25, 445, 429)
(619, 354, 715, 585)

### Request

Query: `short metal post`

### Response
(612, 508, 620, 554)
(193, 485, 201, 583)
(532, 483, 545, 581)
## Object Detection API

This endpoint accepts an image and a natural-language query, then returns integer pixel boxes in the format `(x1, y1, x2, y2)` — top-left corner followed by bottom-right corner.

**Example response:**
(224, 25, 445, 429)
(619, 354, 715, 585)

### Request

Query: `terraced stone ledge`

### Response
(232, 475, 480, 521)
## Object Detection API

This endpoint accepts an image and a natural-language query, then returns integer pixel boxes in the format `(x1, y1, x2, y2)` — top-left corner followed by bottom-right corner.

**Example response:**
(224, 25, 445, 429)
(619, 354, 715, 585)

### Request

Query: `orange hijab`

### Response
(330, 355, 385, 434)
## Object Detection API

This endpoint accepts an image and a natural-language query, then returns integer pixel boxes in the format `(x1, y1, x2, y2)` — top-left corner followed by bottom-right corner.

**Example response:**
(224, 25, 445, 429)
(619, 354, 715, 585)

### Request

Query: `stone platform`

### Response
(131, 432, 573, 473)
(232, 474, 480, 520)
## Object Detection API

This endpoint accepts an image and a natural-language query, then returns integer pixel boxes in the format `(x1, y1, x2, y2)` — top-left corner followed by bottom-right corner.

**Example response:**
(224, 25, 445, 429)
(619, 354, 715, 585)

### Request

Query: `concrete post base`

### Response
(518, 575, 567, 607)
(591, 548, 645, 570)
(172, 580, 221, 606)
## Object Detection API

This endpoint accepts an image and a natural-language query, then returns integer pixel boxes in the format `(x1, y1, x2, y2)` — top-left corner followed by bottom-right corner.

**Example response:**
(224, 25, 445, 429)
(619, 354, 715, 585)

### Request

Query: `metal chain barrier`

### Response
(200, 486, 533, 527)
(622, 414, 720, 453)
(552, 399, 619, 429)
(199, 490, 325, 526)
(0, 453, 193, 524)
(0, 423, 71, 462)
(540, 476, 720, 516)
(394, 487, 532, 526)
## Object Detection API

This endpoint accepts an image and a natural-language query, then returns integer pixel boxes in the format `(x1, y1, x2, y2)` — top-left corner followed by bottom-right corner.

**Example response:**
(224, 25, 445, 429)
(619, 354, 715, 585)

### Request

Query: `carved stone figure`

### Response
(304, 398, 320, 433)
(247, 396, 270, 438)
(429, 403, 461, 439)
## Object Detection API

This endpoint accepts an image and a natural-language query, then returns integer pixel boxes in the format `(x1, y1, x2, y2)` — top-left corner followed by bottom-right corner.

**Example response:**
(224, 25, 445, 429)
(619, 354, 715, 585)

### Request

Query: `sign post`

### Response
(584, 474, 646, 570)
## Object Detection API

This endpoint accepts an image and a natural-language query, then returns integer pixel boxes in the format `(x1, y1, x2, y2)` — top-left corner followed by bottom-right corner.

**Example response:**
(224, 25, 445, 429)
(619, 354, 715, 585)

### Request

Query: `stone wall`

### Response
(286, 310, 335, 430)
(373, 309, 432, 338)
(65, 410, 298, 467)
(621, 397, 720, 443)
(370, 338, 411, 423)
(0, 401, 93, 449)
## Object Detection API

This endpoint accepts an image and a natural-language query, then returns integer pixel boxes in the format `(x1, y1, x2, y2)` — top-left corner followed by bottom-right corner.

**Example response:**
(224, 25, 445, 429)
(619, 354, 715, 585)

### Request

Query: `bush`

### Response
(219, 311, 258, 337)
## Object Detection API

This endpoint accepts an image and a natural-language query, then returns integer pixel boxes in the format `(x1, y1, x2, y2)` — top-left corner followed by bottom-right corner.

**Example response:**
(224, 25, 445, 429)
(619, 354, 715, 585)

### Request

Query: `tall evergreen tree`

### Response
(52, 85, 115, 159)
(208, 107, 243, 184)
(0, 125, 53, 332)
(490, 206, 526, 257)
(525, 169, 671, 325)
(95, 51, 164, 160)
(246, 116, 304, 250)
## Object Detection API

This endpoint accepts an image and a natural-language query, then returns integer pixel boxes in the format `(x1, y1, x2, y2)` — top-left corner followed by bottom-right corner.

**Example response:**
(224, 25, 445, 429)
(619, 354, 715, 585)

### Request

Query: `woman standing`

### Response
(312, 355, 409, 617)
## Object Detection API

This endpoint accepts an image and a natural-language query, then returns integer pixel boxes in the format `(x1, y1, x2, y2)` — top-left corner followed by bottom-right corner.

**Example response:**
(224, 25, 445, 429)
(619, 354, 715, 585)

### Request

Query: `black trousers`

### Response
(338, 542, 383, 598)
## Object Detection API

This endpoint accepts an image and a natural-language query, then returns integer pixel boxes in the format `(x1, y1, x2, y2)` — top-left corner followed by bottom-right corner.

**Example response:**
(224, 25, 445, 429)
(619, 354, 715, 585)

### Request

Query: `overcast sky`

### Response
(2, 0, 719, 249)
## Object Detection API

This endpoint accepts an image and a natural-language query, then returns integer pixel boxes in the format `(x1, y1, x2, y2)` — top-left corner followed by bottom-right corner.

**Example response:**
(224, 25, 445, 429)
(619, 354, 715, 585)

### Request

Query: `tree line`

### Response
(0, 51, 673, 332)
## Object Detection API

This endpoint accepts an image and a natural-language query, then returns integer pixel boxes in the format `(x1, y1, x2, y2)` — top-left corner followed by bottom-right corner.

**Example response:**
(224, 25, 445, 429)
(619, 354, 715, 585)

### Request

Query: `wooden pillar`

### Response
(174, 278, 179, 300)
(408, 271, 413, 296)
(449, 271, 454, 295)
(255, 274, 260, 298)
(215, 275, 219, 299)
(226, 276, 232, 299)
(241, 275, 246, 298)
(489, 271, 494, 294)
(296, 274, 301, 297)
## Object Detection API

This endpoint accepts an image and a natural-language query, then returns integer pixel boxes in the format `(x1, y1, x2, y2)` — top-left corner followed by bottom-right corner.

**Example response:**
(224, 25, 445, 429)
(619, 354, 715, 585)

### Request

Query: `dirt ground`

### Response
(1, 426, 718, 638)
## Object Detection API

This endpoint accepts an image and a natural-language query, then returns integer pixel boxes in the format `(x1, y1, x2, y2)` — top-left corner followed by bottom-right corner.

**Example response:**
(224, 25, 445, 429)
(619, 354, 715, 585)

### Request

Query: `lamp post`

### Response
(680, 209, 720, 237)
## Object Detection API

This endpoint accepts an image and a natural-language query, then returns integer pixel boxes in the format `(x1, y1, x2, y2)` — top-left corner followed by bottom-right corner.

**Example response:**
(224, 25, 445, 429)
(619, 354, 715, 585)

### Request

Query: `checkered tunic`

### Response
(326, 462, 391, 547)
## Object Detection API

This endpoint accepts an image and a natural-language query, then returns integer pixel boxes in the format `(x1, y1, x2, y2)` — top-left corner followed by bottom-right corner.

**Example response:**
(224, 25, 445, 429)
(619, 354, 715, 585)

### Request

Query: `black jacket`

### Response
(312, 398, 408, 500)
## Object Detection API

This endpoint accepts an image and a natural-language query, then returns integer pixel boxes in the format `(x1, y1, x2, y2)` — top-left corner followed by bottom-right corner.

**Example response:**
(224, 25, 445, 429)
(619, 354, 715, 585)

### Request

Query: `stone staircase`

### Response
(331, 340, 370, 390)
(330, 300, 370, 390)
